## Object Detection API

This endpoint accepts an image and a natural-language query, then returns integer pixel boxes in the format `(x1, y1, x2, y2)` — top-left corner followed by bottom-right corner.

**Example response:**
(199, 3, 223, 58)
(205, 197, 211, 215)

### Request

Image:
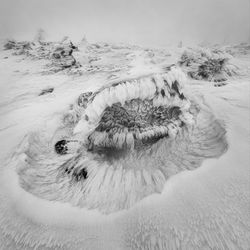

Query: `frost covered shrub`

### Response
(179, 48, 237, 82)
(3, 39, 33, 55)
(224, 43, 250, 56)
(48, 42, 80, 72)
(3, 39, 17, 50)
(3, 36, 81, 73)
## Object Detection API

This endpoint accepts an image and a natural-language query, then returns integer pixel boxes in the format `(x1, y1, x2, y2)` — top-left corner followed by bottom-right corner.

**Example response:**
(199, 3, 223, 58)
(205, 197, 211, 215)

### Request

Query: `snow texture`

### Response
(0, 39, 249, 250)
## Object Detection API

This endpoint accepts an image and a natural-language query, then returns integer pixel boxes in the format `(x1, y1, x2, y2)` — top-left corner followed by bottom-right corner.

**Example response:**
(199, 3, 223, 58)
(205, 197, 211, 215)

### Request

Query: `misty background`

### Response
(0, 0, 249, 47)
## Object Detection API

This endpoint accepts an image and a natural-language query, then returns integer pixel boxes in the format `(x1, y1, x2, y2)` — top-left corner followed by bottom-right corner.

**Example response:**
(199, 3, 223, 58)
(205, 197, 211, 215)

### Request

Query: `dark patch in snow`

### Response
(39, 87, 54, 96)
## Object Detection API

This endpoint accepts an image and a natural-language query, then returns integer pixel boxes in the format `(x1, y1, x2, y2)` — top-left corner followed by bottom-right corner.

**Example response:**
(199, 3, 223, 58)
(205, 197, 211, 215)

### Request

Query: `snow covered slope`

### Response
(0, 40, 249, 250)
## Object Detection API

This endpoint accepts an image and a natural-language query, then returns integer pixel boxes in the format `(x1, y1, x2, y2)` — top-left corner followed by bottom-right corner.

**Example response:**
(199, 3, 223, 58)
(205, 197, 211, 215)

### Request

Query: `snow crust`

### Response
(0, 42, 249, 249)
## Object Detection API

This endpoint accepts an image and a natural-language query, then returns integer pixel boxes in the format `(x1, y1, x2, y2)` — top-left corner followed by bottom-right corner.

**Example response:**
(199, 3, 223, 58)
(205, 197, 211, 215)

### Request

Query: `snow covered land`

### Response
(0, 37, 249, 249)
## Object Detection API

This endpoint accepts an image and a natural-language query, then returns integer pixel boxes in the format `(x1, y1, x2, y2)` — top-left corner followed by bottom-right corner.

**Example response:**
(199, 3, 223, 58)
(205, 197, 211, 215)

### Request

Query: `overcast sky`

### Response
(0, 0, 249, 46)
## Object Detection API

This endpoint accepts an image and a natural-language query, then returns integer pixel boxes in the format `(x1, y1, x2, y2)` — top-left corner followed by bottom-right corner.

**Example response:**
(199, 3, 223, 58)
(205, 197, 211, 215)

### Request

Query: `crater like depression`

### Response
(11, 66, 228, 214)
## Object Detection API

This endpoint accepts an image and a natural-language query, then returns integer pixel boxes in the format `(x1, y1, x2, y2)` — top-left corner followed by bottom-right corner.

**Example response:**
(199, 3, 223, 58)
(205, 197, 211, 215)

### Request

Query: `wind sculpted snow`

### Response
(0, 39, 249, 249)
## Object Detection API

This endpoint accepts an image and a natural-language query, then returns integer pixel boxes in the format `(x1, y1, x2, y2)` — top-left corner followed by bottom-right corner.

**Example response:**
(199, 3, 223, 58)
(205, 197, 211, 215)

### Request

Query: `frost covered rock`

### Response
(0, 38, 249, 250)
(3, 36, 81, 73)
(39, 87, 54, 96)
(224, 42, 250, 56)
(178, 48, 238, 82)
(3, 39, 34, 55)
(6, 66, 228, 216)
(3, 39, 16, 50)
(49, 40, 80, 72)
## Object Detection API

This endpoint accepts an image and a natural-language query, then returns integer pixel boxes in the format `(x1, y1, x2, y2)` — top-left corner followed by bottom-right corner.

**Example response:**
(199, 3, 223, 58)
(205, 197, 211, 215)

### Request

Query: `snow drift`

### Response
(0, 38, 249, 250)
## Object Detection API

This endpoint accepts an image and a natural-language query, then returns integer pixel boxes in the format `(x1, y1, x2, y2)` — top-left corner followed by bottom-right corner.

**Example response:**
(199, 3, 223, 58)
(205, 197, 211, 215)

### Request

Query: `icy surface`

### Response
(0, 41, 249, 249)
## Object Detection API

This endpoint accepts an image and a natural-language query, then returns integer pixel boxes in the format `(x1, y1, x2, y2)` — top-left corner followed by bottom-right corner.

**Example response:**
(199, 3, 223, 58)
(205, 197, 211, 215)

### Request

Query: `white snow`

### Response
(0, 44, 249, 249)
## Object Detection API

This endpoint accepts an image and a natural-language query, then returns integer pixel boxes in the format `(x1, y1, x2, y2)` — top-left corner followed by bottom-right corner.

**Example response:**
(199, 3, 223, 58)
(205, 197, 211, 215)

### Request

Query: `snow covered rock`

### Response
(0, 39, 249, 250)
(3, 39, 34, 55)
(178, 48, 238, 82)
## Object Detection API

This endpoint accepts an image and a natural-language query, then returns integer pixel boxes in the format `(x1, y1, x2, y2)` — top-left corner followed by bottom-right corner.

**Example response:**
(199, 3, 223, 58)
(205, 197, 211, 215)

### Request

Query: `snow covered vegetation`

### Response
(0, 36, 249, 249)
(178, 48, 239, 82)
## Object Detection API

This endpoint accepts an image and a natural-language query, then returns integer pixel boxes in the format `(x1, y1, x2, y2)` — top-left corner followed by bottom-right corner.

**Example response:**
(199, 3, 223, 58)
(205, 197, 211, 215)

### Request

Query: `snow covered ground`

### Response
(0, 40, 249, 249)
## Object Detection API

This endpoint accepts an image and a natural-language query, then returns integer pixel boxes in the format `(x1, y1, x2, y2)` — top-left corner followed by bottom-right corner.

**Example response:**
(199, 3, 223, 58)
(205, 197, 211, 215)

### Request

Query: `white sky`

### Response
(0, 0, 249, 46)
